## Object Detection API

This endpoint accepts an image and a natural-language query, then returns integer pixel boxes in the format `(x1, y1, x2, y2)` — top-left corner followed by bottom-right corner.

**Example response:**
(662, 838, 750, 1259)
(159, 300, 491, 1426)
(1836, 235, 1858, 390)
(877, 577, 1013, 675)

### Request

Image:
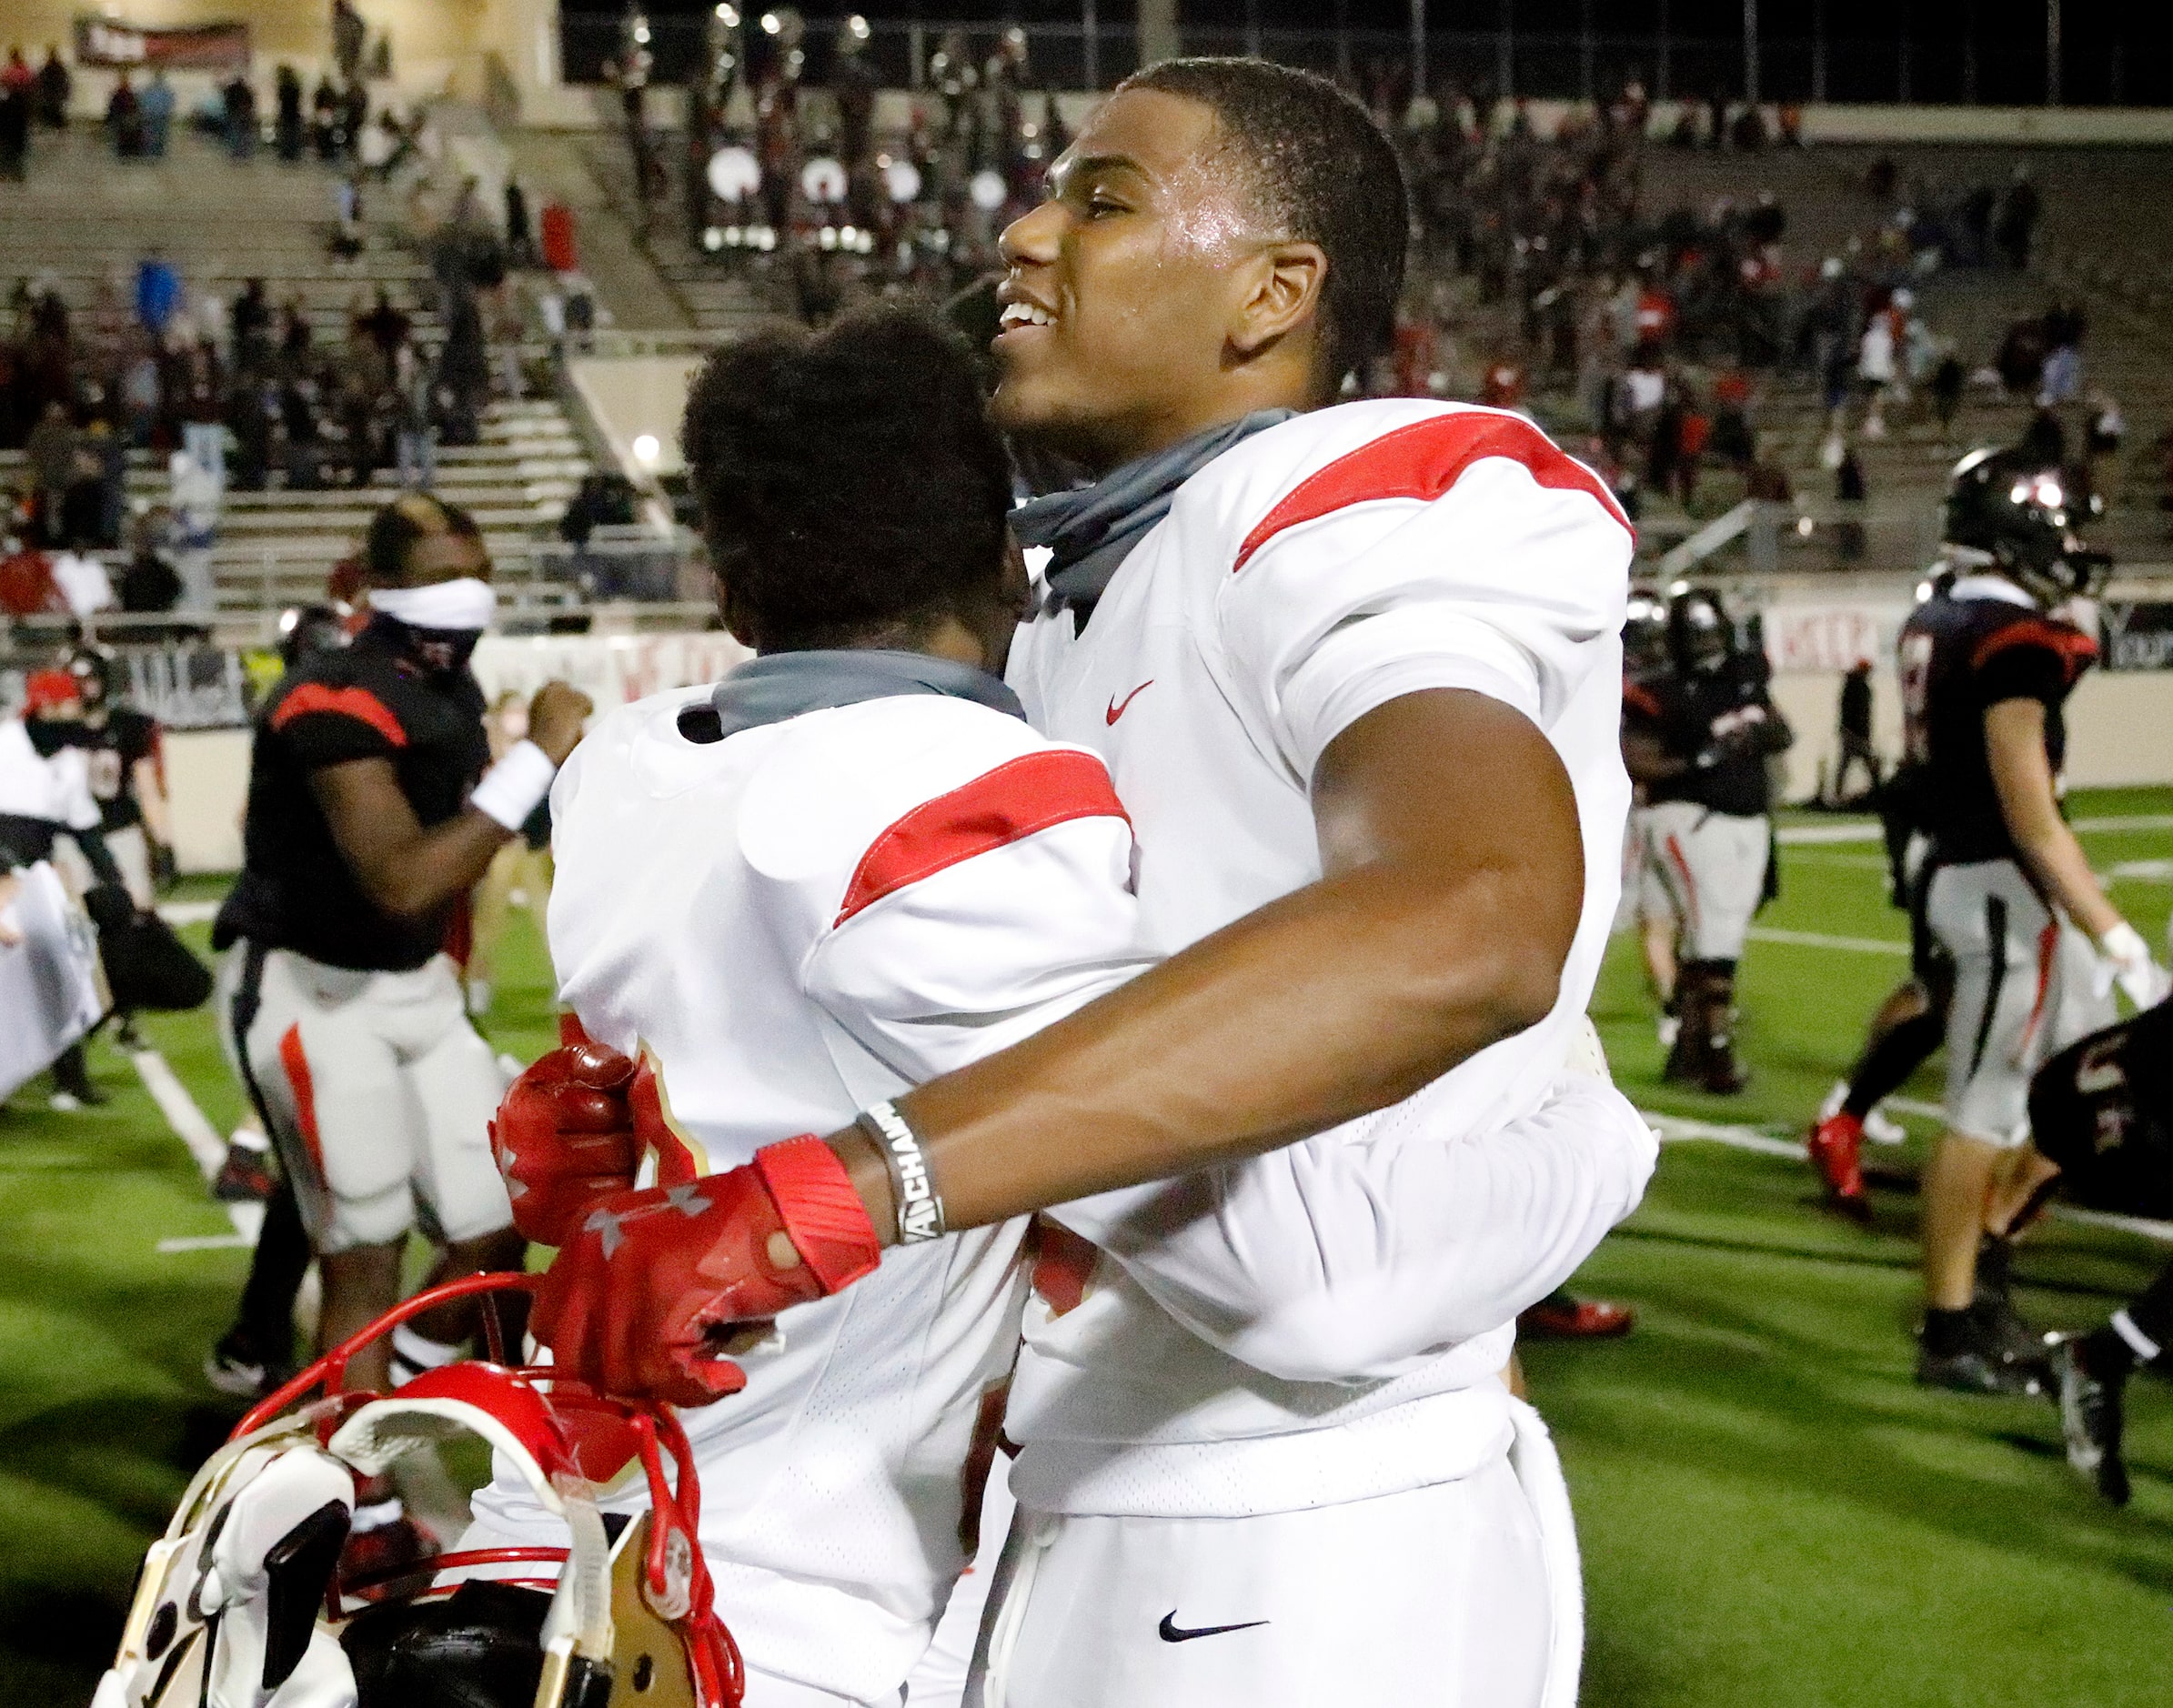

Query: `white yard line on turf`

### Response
(1645, 1109, 2173, 1244)
(156, 899, 221, 926)
(130, 1048, 262, 1247)
(1776, 811, 2173, 847)
(1745, 926, 1909, 955)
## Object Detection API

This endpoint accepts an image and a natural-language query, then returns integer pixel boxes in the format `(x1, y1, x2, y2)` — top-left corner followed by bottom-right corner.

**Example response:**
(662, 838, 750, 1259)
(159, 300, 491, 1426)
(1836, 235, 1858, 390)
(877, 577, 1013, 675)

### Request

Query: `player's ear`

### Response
(1228, 240, 1327, 362)
(712, 568, 759, 649)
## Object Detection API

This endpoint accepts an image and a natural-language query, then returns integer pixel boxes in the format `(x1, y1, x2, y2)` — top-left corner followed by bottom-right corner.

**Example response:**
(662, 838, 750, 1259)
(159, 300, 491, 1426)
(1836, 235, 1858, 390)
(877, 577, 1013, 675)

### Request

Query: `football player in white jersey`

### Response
(469, 310, 1156, 1708)
(521, 60, 1656, 1708)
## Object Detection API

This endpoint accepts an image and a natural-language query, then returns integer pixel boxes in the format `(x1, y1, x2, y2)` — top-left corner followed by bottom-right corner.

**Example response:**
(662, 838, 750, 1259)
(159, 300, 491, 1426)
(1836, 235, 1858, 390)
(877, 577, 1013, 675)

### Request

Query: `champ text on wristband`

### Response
(858, 1100, 946, 1244)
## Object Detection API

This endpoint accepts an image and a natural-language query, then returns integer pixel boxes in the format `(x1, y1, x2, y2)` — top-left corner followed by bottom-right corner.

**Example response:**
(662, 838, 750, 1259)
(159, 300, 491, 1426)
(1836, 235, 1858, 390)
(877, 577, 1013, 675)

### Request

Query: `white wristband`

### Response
(469, 739, 558, 833)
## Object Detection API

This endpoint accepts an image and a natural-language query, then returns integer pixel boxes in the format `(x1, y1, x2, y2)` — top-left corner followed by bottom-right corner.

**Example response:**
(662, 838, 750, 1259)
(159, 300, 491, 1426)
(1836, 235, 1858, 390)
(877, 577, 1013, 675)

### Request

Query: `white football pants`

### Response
(1644, 800, 1769, 961)
(964, 1400, 1580, 1708)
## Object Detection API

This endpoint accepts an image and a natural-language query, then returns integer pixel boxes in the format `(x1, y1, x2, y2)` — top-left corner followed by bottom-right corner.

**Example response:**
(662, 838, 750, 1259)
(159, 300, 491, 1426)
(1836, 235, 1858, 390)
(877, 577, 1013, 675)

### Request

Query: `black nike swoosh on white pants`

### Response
(1158, 1612, 1270, 1643)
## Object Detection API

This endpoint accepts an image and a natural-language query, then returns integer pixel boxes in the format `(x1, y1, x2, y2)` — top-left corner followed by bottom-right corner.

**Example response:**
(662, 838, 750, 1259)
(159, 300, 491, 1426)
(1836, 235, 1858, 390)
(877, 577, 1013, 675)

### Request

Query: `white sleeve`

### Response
(1048, 1072, 1657, 1385)
(800, 754, 1153, 1085)
(56, 752, 102, 834)
(1216, 412, 1635, 783)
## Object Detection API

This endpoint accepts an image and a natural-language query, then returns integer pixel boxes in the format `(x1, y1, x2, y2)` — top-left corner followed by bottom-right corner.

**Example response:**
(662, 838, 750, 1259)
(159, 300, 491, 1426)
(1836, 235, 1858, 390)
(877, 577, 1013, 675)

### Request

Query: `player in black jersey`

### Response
(65, 645, 173, 910)
(1620, 589, 1683, 1037)
(2028, 989, 2173, 1503)
(1891, 448, 2168, 1394)
(206, 493, 590, 1573)
(1623, 587, 1792, 1092)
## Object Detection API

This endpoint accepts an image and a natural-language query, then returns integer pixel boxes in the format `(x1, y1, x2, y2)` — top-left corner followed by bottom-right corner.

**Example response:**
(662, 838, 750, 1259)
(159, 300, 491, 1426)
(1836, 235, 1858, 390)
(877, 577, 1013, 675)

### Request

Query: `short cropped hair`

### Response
(362, 494, 483, 587)
(1122, 57, 1408, 388)
(680, 308, 1011, 649)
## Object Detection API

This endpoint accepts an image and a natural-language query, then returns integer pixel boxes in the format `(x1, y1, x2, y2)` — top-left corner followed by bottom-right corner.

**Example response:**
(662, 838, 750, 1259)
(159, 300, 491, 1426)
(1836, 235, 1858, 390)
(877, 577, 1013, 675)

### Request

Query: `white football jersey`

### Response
(467, 685, 1149, 1704)
(1006, 399, 1655, 1518)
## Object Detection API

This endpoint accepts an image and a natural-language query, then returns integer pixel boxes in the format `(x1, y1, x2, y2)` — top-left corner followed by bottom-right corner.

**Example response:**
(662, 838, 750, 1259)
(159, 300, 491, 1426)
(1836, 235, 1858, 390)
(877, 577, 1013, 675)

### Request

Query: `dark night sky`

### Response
(575, 1, 2166, 105)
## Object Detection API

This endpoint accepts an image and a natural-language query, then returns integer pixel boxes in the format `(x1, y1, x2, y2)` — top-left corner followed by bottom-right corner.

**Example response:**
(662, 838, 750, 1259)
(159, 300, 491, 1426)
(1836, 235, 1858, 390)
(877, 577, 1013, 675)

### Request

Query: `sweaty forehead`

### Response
(1059, 87, 1267, 215)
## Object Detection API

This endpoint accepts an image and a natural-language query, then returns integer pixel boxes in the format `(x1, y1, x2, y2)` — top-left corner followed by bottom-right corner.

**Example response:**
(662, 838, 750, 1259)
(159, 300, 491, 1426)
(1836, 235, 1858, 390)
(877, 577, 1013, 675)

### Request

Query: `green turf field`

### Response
(4, 791, 2169, 1704)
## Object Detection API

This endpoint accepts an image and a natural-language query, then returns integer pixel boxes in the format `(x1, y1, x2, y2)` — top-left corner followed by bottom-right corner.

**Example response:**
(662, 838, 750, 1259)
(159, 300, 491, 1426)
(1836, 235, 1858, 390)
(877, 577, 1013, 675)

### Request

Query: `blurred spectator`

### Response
(1856, 299, 1897, 438)
(71, 416, 127, 548)
(139, 68, 174, 158)
(276, 65, 305, 162)
(135, 251, 181, 339)
(1929, 350, 1966, 437)
(174, 342, 226, 486)
(0, 48, 32, 181)
(25, 401, 75, 545)
(310, 75, 341, 162)
(333, 0, 367, 84)
(1834, 445, 1867, 563)
(35, 45, 68, 129)
(1833, 661, 1881, 803)
(2021, 407, 2067, 467)
(228, 373, 273, 491)
(0, 527, 65, 616)
(223, 73, 257, 162)
(504, 176, 535, 268)
(2037, 301, 2086, 407)
(391, 345, 436, 490)
(106, 71, 143, 158)
(1996, 168, 2040, 270)
(118, 518, 184, 614)
(233, 278, 273, 375)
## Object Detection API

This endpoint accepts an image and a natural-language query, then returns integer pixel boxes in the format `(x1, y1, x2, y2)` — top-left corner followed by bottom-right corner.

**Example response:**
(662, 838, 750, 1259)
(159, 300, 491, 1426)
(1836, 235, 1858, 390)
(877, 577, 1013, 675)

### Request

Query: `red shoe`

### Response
(1519, 1296, 1635, 1339)
(1807, 1111, 1871, 1221)
(212, 1142, 277, 1204)
(339, 1511, 440, 1604)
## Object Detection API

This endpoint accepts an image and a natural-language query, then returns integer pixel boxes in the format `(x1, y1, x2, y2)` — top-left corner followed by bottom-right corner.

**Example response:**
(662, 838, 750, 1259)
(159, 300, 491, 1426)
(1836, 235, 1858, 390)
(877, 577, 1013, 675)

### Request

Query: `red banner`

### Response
(73, 18, 252, 72)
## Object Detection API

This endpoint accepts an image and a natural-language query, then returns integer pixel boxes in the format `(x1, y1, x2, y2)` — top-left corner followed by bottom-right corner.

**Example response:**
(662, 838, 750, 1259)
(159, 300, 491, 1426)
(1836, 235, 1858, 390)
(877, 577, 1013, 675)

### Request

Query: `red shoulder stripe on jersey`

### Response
(1969, 618, 2098, 685)
(277, 1024, 327, 1177)
(1231, 411, 1634, 575)
(269, 682, 409, 749)
(835, 749, 1129, 928)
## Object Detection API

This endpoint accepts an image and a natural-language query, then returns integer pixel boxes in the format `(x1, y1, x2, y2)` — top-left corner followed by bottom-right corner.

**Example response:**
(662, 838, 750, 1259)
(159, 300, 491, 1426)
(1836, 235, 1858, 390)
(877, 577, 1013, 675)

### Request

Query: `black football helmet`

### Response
(66, 642, 118, 709)
(1667, 587, 1734, 676)
(1943, 447, 2110, 606)
(1625, 588, 1670, 676)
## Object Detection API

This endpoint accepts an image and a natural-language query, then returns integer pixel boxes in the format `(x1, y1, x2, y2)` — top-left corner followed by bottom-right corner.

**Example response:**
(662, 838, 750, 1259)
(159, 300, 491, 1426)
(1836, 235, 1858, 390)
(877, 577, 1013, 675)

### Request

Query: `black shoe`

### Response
(213, 1143, 279, 1204)
(1971, 1294, 2056, 1379)
(205, 1328, 293, 1400)
(1916, 1313, 2048, 1396)
(2052, 1338, 2131, 1506)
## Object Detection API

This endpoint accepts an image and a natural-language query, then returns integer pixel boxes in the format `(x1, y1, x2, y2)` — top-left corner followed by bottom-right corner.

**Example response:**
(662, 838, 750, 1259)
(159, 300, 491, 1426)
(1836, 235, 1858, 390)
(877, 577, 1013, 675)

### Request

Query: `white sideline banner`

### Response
(0, 863, 105, 1101)
(470, 631, 752, 710)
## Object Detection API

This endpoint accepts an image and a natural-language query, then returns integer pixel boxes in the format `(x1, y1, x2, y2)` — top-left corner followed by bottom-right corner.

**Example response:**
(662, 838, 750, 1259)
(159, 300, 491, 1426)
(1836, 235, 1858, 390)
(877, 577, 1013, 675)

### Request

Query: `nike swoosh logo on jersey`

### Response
(1158, 1612, 1269, 1643)
(1106, 680, 1154, 725)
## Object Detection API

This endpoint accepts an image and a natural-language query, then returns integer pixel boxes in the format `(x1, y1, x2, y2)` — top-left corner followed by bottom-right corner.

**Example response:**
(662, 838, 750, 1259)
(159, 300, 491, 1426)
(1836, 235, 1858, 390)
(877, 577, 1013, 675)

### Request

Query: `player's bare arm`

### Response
(830, 688, 1583, 1232)
(310, 679, 589, 923)
(1984, 697, 2120, 937)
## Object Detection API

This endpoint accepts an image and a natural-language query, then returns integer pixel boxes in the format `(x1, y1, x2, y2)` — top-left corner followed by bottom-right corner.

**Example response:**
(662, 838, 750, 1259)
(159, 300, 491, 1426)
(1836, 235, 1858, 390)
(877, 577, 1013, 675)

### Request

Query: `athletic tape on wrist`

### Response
(469, 739, 557, 832)
(858, 1100, 946, 1244)
(749, 1136, 883, 1292)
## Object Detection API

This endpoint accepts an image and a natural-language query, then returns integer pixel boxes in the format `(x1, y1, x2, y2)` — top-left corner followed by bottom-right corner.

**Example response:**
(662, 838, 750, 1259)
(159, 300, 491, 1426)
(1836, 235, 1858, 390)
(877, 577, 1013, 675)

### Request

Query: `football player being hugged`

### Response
(512, 60, 1656, 1708)
(1896, 449, 2166, 1395)
(206, 493, 591, 1572)
(1622, 586, 1792, 1093)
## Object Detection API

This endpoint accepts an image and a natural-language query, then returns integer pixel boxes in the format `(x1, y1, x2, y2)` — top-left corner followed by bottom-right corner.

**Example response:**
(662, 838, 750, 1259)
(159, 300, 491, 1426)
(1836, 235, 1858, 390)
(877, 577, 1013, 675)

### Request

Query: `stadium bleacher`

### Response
(1, 124, 601, 618)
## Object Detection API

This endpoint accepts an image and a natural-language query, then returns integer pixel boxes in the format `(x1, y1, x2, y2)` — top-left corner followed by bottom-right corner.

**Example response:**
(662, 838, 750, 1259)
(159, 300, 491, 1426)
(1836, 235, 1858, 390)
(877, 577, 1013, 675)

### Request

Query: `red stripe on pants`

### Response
(277, 1023, 326, 1177)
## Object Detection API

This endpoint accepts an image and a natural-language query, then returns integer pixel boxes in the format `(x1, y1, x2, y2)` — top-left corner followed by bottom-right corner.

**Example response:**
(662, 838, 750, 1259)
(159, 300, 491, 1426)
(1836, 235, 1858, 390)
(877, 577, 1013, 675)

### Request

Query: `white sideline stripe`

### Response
(130, 1049, 261, 1246)
(156, 900, 220, 926)
(1647, 1109, 2173, 1244)
(1776, 811, 2173, 847)
(156, 1233, 254, 1252)
(1747, 926, 1910, 955)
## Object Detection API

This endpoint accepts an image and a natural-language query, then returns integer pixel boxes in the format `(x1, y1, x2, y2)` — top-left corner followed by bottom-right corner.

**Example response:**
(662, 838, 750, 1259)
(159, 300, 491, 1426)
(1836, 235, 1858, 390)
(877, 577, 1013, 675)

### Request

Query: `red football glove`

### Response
(531, 1136, 884, 1407)
(490, 1030, 641, 1247)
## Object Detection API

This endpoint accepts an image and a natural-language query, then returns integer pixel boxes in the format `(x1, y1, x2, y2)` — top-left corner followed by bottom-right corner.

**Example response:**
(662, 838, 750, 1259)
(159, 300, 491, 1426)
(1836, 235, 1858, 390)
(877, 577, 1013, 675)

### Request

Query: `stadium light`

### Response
(632, 434, 661, 466)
